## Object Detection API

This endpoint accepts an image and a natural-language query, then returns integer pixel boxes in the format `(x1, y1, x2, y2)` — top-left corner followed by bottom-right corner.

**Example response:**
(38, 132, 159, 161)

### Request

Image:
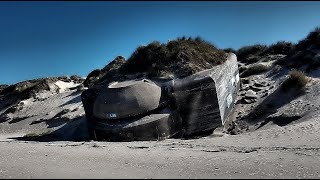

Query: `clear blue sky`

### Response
(1, 1, 320, 85)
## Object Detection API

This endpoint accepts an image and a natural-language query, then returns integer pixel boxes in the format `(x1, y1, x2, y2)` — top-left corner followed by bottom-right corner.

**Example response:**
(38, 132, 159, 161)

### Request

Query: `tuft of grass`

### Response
(23, 130, 53, 138)
(240, 63, 271, 77)
(281, 69, 308, 92)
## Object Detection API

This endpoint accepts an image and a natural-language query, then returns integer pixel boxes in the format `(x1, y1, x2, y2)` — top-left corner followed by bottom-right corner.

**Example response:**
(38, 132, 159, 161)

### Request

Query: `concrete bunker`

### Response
(81, 53, 240, 141)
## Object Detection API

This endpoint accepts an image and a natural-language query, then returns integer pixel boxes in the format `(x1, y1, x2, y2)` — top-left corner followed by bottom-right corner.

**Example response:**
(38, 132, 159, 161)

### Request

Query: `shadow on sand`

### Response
(59, 93, 82, 107)
(240, 85, 305, 129)
(9, 116, 221, 143)
(10, 116, 91, 142)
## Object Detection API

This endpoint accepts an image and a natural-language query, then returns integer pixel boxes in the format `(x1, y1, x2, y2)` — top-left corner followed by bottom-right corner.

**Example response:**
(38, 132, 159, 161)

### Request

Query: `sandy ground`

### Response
(1, 113, 320, 179)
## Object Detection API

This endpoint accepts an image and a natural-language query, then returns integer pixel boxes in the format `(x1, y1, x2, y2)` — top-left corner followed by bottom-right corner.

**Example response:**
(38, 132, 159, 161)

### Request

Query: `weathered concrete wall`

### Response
(210, 53, 240, 125)
(172, 75, 220, 136)
(171, 52, 240, 126)
(169, 53, 240, 135)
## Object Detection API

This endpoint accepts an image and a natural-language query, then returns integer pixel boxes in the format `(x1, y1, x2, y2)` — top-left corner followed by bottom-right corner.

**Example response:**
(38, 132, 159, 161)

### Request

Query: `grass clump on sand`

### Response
(240, 63, 271, 77)
(281, 69, 308, 92)
(23, 130, 53, 138)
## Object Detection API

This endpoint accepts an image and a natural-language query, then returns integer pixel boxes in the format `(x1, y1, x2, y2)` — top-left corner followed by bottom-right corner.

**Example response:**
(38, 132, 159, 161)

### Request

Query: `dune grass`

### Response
(281, 69, 308, 92)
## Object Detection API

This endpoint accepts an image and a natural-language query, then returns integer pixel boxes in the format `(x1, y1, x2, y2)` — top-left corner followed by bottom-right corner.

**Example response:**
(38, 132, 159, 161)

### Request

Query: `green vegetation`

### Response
(83, 27, 320, 87)
(235, 41, 294, 64)
(262, 41, 294, 56)
(84, 36, 227, 87)
(23, 130, 53, 138)
(83, 56, 126, 87)
(236, 44, 268, 63)
(295, 27, 320, 51)
(240, 63, 271, 78)
(281, 69, 308, 92)
(118, 36, 226, 77)
(272, 27, 320, 71)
